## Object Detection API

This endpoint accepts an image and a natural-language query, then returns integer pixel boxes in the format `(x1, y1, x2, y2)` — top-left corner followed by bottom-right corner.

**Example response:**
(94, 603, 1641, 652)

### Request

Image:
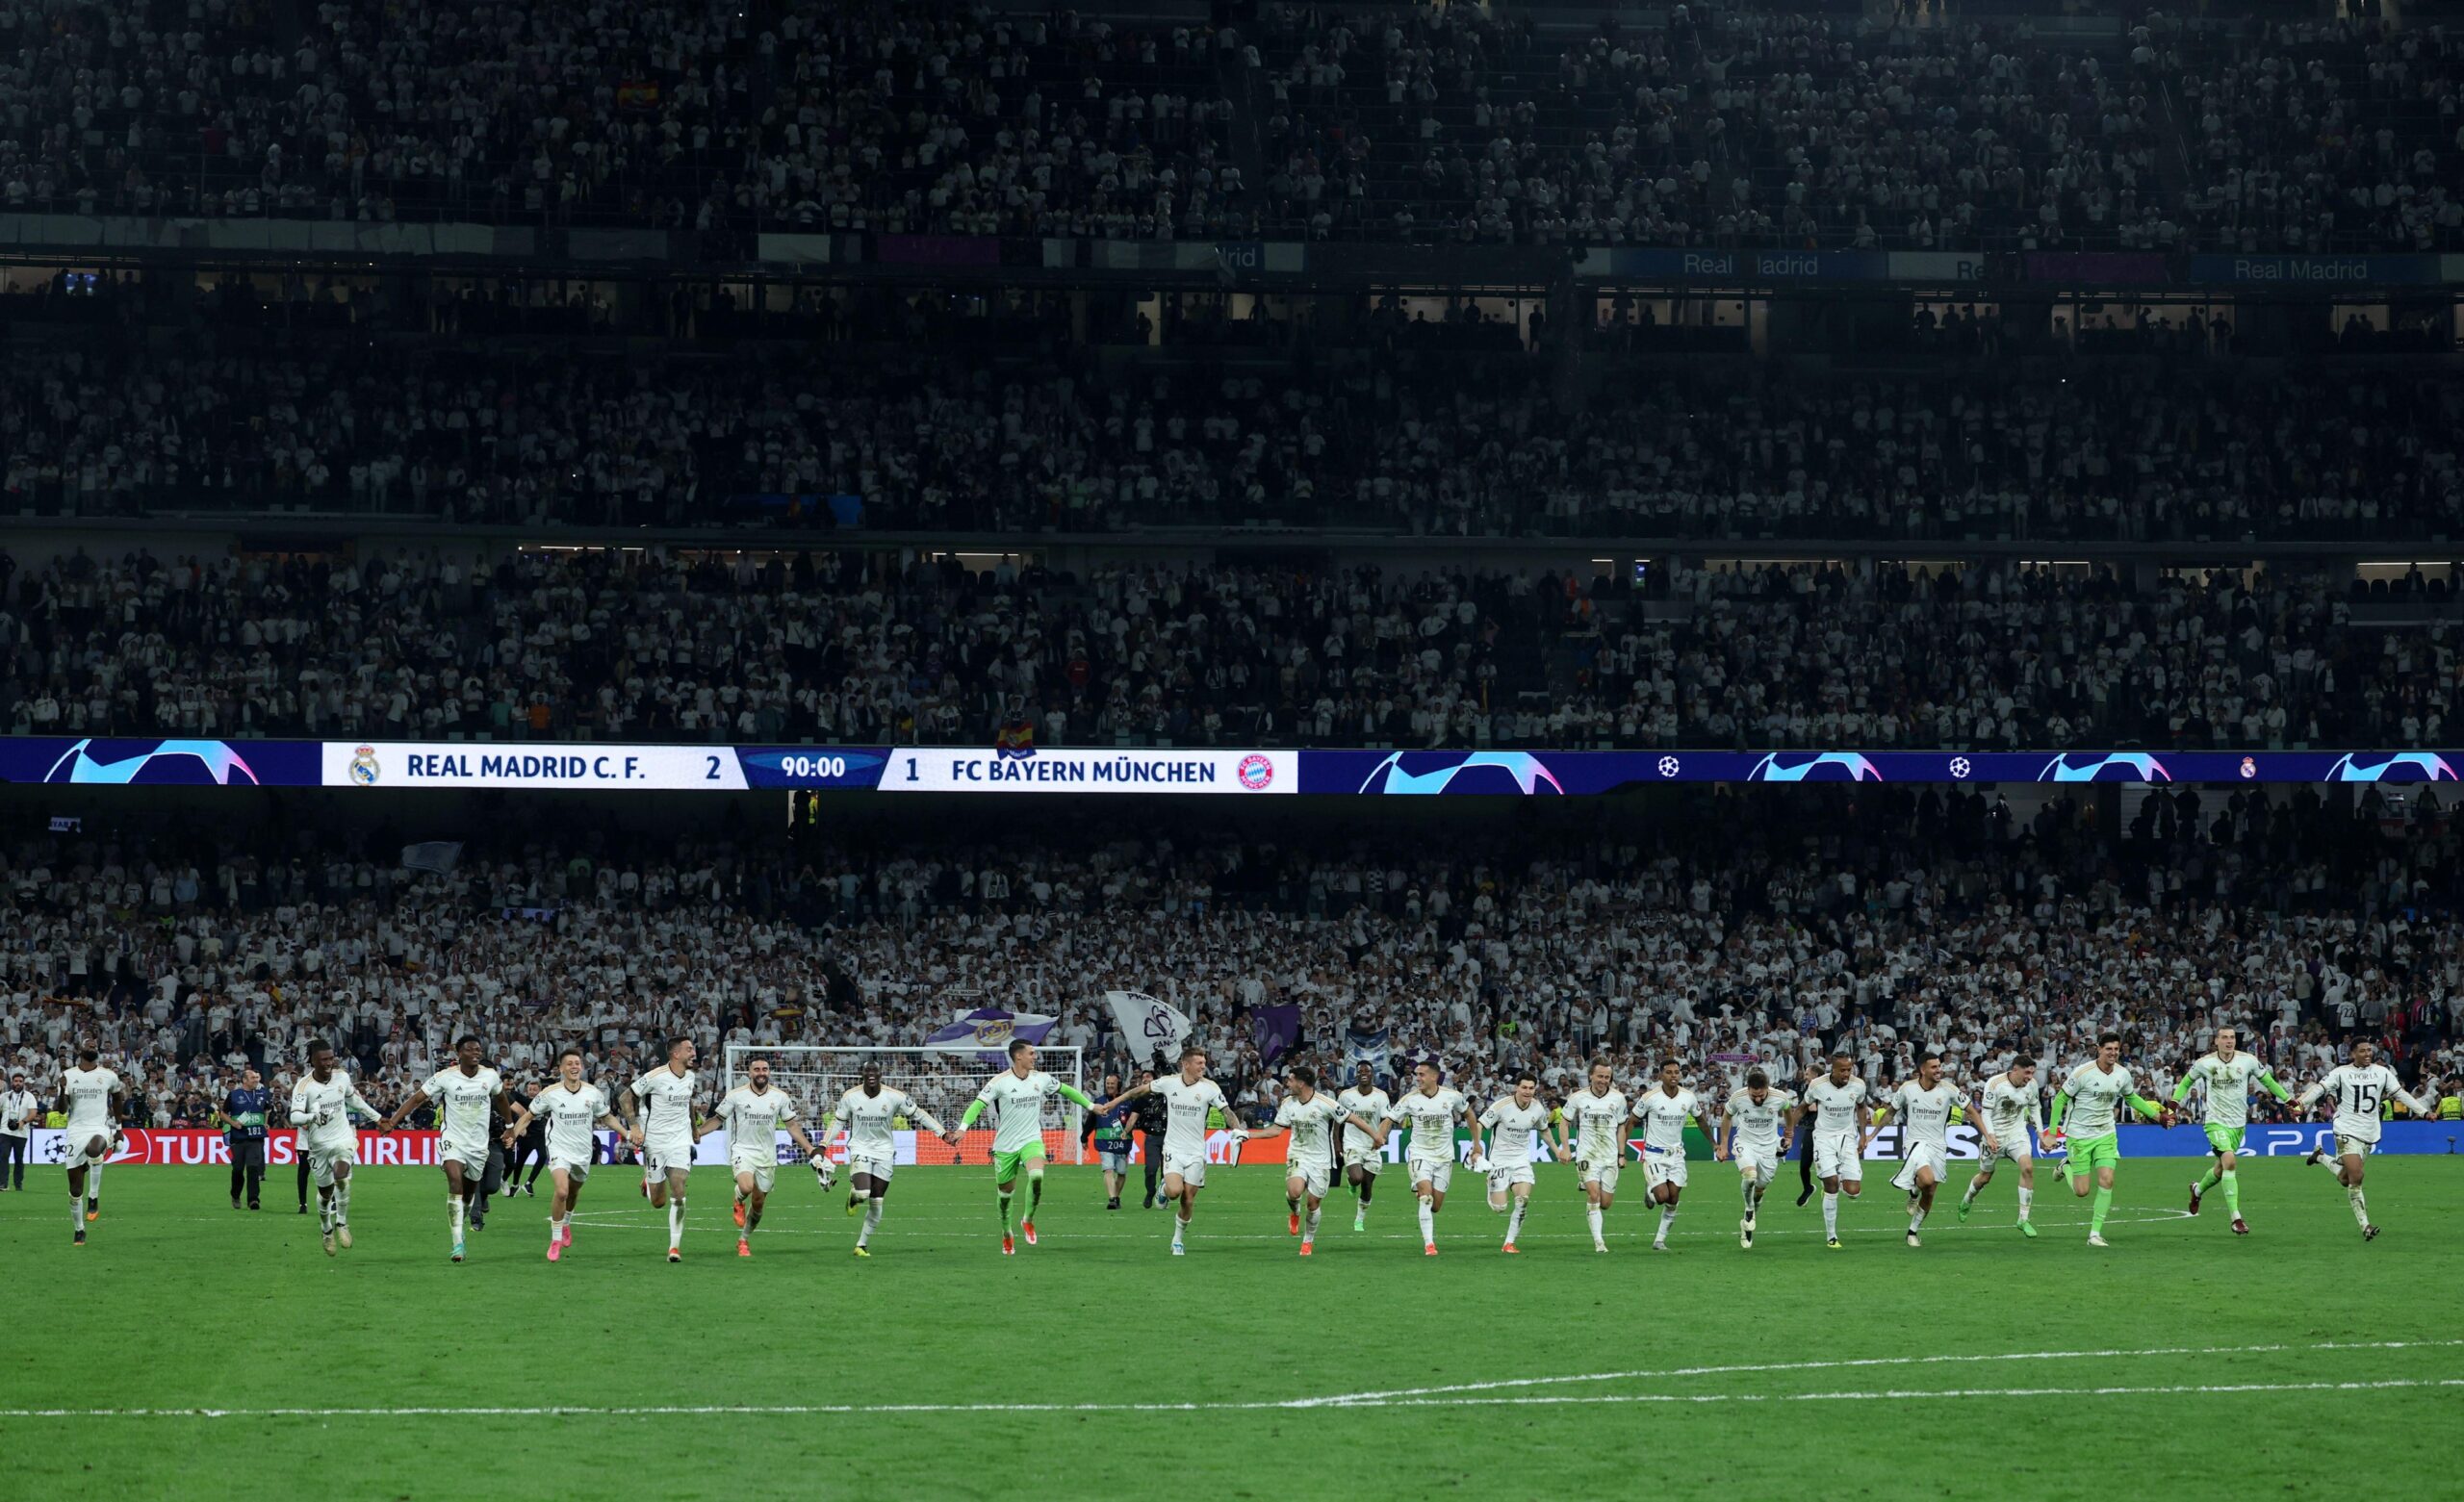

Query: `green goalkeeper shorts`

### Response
(2203, 1125, 2240, 1156)
(991, 1142, 1048, 1183)
(2066, 1133, 2120, 1175)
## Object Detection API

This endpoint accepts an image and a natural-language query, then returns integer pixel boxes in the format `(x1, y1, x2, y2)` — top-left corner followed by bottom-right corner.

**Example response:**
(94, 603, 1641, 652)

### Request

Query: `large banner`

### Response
(13, 737, 2464, 794)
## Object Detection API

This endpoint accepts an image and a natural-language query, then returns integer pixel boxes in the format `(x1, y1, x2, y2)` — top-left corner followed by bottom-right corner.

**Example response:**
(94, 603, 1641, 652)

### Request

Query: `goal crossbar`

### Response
(724, 1044, 1087, 1165)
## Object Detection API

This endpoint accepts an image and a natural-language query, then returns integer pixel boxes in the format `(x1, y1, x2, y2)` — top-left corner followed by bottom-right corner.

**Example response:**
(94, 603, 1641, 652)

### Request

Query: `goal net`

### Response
(723, 1044, 1086, 1166)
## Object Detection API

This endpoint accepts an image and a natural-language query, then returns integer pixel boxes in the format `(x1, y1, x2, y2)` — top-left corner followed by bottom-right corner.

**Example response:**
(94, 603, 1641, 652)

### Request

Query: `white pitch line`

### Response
(1291, 1337, 2464, 1407)
(6, 1377, 2458, 1421)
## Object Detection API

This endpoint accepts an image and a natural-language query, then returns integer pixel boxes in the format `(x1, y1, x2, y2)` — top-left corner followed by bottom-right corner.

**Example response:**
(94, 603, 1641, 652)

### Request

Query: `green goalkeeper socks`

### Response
(997, 1189, 1014, 1231)
(2221, 1170, 2240, 1216)
(2194, 1164, 2221, 1194)
(2090, 1185, 2112, 1235)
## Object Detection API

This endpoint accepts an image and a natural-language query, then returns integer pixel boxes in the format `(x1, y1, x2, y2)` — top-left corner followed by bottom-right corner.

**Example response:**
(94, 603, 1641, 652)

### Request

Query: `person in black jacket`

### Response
(1121, 1066, 1168, 1209)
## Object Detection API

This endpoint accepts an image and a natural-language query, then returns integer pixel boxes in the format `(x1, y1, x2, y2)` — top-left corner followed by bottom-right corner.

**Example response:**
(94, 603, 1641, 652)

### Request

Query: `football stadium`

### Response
(2, 0, 2461, 1496)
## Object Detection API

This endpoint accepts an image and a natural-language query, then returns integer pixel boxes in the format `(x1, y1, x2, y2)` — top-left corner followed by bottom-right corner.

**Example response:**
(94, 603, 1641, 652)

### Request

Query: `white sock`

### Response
(2016, 1185, 2033, 1220)
(1505, 1200, 1527, 1243)
(1417, 1196, 1436, 1245)
(860, 1199, 884, 1246)
(551, 1214, 566, 1240)
(668, 1195, 685, 1247)
(1172, 1213, 1189, 1245)
(1303, 1206, 1321, 1244)
(1741, 1176, 1758, 1212)
(70, 1193, 83, 1232)
(1822, 1191, 1839, 1237)
(1962, 1179, 1982, 1207)
(1585, 1204, 1604, 1243)
(1656, 1205, 1677, 1244)
(2348, 1187, 2369, 1230)
(449, 1196, 465, 1238)
(1910, 1204, 1929, 1232)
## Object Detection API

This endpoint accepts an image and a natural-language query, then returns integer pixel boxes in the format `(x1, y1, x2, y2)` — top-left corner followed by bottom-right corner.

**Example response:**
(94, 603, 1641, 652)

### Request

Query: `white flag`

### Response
(1105, 989, 1191, 1065)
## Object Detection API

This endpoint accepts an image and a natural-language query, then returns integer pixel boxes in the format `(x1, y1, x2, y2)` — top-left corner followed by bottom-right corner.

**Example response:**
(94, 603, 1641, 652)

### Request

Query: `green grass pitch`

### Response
(3, 1158, 2454, 1499)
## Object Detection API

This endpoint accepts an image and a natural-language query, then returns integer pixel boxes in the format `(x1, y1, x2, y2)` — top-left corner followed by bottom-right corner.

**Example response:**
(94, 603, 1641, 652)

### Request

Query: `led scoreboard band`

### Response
(2, 738, 2457, 792)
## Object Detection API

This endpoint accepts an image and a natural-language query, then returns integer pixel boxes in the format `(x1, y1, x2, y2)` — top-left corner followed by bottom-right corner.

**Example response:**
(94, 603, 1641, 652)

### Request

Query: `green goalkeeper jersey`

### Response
(2176, 1052, 2286, 1132)
(2058, 1061, 2140, 1137)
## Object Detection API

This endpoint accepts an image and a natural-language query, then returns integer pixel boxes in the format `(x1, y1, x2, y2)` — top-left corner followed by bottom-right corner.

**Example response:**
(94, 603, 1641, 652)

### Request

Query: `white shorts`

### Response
(1579, 1158, 1622, 1195)
(1976, 1136, 2032, 1169)
(309, 1146, 357, 1187)
(2333, 1134, 2374, 1159)
(63, 1133, 114, 1172)
(1485, 1161, 1535, 1199)
(1891, 1140, 1948, 1193)
(1643, 1150, 1687, 1190)
(1285, 1158, 1330, 1200)
(440, 1136, 490, 1176)
(548, 1153, 592, 1182)
(643, 1135, 695, 1176)
(1734, 1148, 1780, 1185)
(730, 1150, 777, 1192)
(1813, 1133, 1862, 1183)
(1342, 1142, 1383, 1176)
(850, 1154, 894, 1184)
(1406, 1156, 1452, 1194)
(1163, 1153, 1207, 1189)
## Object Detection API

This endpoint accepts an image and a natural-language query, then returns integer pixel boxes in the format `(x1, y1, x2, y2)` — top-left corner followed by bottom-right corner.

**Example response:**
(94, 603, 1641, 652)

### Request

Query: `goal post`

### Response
(724, 1044, 1087, 1166)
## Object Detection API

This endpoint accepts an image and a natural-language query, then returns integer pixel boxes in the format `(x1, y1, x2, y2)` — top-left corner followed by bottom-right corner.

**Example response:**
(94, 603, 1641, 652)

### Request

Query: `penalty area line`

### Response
(1292, 1336, 2464, 1407)
(10, 1373, 2461, 1421)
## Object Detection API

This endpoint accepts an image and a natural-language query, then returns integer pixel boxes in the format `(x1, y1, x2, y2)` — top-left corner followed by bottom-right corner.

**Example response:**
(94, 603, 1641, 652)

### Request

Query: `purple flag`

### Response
(1252, 1004, 1303, 1063)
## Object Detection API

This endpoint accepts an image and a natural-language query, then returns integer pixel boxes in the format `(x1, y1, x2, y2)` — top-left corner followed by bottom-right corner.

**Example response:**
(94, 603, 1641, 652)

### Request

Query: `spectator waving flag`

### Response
(1106, 989, 1192, 1065)
(1346, 1025, 1393, 1081)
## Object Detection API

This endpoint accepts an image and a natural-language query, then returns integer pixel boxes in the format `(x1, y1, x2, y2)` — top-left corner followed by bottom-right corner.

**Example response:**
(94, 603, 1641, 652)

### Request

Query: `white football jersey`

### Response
(1335, 1086, 1390, 1150)
(1637, 1086, 1701, 1156)
(62, 1065, 121, 1139)
(1886, 1080, 1960, 1153)
(1382, 1086, 1469, 1161)
(1981, 1073, 2039, 1138)
(1476, 1097, 1551, 1169)
(834, 1086, 931, 1159)
(530, 1081, 610, 1160)
(422, 1065, 502, 1142)
(629, 1067, 698, 1142)
(1562, 1086, 1630, 1163)
(718, 1083, 799, 1151)
(1803, 1076, 1870, 1136)
(1722, 1086, 1795, 1157)
(2313, 1063, 2421, 1145)
(290, 1071, 372, 1153)
(1273, 1090, 1349, 1162)
(1150, 1074, 1231, 1160)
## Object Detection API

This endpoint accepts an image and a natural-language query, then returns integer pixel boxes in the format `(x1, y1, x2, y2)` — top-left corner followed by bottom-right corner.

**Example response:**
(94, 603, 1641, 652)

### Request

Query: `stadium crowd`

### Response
(0, 789, 2458, 1135)
(5, 547, 2464, 751)
(4, 348, 2460, 542)
(2, 0, 2456, 251)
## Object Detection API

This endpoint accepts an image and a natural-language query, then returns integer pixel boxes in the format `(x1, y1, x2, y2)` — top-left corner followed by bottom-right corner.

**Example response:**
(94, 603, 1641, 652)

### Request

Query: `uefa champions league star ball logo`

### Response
(1949, 757, 1972, 778)
(350, 746, 381, 785)
(1237, 753, 1274, 790)
(1657, 755, 1681, 777)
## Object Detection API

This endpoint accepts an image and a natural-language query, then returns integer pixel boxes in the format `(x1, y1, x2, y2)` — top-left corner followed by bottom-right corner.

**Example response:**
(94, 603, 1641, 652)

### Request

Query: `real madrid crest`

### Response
(350, 745, 381, 785)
